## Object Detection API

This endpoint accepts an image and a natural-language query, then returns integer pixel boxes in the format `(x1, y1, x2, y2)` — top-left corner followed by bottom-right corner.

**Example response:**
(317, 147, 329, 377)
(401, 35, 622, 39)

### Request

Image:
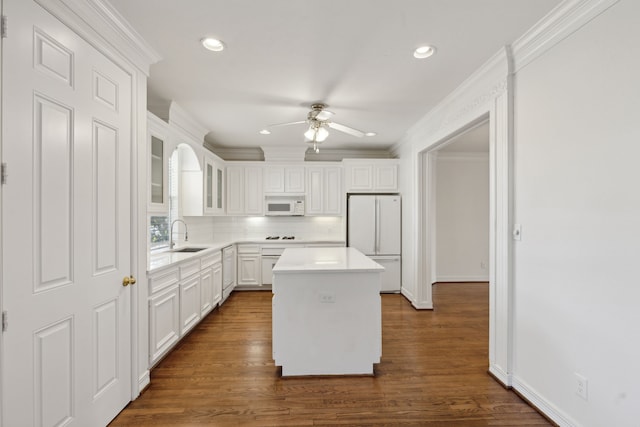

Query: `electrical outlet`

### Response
(319, 293, 336, 303)
(575, 373, 588, 400)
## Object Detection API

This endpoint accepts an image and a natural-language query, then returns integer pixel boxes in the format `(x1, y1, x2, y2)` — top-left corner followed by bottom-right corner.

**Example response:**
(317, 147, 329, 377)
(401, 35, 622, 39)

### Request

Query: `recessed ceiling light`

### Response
(365, 132, 377, 137)
(413, 45, 436, 59)
(201, 37, 225, 52)
(259, 129, 271, 135)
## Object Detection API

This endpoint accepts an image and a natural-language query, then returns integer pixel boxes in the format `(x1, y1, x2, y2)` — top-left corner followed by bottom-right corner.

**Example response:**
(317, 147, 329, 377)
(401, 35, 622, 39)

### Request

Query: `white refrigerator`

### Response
(347, 195, 401, 292)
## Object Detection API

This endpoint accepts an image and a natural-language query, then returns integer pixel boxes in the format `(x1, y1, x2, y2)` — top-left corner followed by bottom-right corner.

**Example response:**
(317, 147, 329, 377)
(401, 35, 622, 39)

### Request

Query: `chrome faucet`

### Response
(170, 219, 188, 249)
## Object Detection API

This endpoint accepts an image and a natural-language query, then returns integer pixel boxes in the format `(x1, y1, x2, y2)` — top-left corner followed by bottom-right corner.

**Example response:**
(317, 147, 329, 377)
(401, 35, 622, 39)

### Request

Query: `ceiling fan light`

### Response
(413, 45, 436, 59)
(201, 37, 225, 52)
(259, 129, 271, 135)
(316, 127, 329, 142)
(304, 127, 316, 140)
(365, 132, 377, 137)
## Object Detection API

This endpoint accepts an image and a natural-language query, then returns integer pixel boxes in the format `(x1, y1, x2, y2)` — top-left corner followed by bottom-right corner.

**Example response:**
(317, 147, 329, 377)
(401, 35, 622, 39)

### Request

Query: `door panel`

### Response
(2, 1, 133, 425)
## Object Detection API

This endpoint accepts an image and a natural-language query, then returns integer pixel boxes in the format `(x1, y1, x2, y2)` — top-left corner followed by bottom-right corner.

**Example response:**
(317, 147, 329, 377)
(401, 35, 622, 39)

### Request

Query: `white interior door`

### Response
(2, 1, 133, 425)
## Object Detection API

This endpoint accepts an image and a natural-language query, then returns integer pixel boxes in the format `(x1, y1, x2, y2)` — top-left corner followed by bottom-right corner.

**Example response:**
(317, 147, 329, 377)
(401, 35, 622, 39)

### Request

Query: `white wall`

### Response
(435, 153, 489, 282)
(183, 216, 345, 243)
(512, 1, 640, 425)
(394, 0, 640, 425)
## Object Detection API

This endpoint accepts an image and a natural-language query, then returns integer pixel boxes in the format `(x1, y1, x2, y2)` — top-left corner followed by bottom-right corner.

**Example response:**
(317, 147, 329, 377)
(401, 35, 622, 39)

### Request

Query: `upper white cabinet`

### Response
(344, 159, 399, 193)
(204, 155, 225, 215)
(147, 114, 169, 212)
(264, 166, 305, 194)
(226, 164, 264, 215)
(306, 166, 342, 215)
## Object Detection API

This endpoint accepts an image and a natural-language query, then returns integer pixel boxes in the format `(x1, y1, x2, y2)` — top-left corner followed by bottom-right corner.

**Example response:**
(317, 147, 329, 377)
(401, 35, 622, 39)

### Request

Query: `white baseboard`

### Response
(511, 375, 580, 427)
(138, 370, 150, 394)
(435, 275, 489, 283)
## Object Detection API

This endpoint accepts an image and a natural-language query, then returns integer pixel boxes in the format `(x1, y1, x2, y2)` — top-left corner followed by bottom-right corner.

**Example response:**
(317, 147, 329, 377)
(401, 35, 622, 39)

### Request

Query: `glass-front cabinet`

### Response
(204, 155, 225, 215)
(148, 115, 169, 212)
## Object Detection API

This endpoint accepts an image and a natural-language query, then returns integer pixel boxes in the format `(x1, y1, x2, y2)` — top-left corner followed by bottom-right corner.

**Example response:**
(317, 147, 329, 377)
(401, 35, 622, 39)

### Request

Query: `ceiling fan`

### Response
(263, 103, 370, 153)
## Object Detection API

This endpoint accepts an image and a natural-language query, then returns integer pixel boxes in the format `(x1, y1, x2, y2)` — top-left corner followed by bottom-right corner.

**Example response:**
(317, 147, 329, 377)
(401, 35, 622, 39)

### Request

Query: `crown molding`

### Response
(168, 102, 209, 143)
(511, 0, 620, 72)
(35, 0, 162, 74)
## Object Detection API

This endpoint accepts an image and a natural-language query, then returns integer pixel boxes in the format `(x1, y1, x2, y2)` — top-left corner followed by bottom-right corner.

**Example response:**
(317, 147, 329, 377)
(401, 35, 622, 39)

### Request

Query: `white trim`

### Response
(34, 0, 161, 74)
(436, 152, 490, 161)
(511, 0, 620, 72)
(168, 102, 209, 143)
(511, 375, 579, 427)
(138, 370, 151, 393)
(435, 276, 489, 283)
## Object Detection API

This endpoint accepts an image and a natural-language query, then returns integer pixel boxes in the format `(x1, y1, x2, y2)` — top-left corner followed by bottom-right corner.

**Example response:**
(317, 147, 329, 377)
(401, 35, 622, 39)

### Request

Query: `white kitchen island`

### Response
(272, 247, 384, 376)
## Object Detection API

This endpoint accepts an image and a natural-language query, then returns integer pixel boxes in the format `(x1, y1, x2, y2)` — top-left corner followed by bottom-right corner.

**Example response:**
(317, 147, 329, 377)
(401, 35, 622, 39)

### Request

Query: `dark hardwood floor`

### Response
(110, 283, 551, 426)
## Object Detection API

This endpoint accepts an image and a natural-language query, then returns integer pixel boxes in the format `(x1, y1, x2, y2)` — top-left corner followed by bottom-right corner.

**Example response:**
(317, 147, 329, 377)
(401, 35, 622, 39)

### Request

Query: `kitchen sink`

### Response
(172, 247, 207, 253)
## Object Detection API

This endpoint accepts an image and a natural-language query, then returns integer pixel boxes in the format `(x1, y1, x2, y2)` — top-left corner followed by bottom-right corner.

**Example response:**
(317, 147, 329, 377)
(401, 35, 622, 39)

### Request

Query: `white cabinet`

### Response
(222, 245, 236, 303)
(148, 249, 223, 365)
(148, 266, 181, 365)
(200, 251, 222, 316)
(344, 159, 399, 193)
(204, 156, 225, 215)
(147, 114, 169, 212)
(226, 164, 263, 215)
(306, 166, 342, 215)
(236, 244, 261, 287)
(179, 261, 201, 335)
(264, 166, 305, 194)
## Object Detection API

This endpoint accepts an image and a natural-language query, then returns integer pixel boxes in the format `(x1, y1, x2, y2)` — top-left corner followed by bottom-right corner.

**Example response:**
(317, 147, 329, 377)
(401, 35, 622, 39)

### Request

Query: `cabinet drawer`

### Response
(201, 251, 221, 268)
(237, 244, 260, 254)
(148, 266, 179, 294)
(180, 259, 201, 279)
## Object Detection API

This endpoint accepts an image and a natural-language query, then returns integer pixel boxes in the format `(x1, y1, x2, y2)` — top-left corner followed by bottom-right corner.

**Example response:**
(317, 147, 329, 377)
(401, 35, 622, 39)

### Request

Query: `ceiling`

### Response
(108, 0, 561, 154)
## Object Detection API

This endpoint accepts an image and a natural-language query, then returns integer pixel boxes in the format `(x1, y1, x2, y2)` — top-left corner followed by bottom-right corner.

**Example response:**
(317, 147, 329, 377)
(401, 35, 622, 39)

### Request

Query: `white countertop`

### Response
(148, 239, 346, 273)
(273, 247, 384, 273)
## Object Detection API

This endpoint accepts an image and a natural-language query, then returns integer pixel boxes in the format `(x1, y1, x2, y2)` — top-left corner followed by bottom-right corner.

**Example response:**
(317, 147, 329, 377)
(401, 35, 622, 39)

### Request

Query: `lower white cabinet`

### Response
(180, 273, 201, 335)
(149, 284, 180, 364)
(148, 249, 223, 366)
(237, 244, 261, 287)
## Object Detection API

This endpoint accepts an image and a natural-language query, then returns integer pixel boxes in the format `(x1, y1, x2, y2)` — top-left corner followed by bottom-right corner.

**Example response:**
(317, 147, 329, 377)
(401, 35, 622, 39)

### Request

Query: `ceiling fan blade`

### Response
(328, 122, 365, 138)
(268, 120, 307, 128)
(314, 110, 334, 121)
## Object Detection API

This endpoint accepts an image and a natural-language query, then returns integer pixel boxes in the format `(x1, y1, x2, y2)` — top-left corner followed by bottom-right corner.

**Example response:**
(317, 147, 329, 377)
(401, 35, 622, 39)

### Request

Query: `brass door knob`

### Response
(122, 275, 137, 287)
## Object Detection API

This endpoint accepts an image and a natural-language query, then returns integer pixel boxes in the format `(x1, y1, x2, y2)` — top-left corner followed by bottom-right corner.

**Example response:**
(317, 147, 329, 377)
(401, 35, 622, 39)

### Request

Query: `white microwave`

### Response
(265, 197, 305, 216)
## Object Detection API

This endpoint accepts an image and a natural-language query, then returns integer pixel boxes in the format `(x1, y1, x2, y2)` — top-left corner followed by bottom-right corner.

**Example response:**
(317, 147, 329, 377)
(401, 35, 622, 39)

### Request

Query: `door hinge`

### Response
(1, 15, 7, 39)
(2, 311, 7, 332)
(1, 163, 7, 185)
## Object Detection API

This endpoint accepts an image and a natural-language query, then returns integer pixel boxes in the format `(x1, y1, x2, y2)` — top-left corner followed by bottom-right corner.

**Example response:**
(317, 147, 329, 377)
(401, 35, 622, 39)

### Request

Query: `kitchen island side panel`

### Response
(272, 271, 381, 376)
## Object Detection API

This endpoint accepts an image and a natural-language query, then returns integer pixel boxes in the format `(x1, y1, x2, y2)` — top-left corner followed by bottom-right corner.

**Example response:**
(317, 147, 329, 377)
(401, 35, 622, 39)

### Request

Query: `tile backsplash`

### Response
(183, 216, 345, 243)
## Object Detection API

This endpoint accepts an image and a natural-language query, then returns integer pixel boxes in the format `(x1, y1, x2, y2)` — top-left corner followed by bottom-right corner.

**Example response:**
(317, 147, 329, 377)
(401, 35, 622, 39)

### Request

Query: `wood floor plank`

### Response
(110, 283, 552, 426)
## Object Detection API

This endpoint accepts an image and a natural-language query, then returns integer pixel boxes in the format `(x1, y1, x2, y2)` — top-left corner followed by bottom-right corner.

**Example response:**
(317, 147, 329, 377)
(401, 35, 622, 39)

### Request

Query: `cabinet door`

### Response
(148, 127, 169, 212)
(324, 166, 342, 215)
(347, 164, 374, 191)
(204, 157, 215, 215)
(215, 162, 225, 214)
(237, 255, 261, 286)
(264, 167, 285, 193)
(375, 164, 398, 192)
(149, 285, 180, 365)
(180, 274, 201, 334)
(212, 262, 223, 306)
(226, 166, 244, 214)
(200, 267, 214, 316)
(306, 167, 323, 215)
(244, 167, 263, 215)
(285, 167, 305, 193)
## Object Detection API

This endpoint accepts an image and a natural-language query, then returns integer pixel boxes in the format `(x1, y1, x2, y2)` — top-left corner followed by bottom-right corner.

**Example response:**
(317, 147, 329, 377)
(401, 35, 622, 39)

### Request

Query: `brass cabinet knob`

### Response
(122, 276, 137, 287)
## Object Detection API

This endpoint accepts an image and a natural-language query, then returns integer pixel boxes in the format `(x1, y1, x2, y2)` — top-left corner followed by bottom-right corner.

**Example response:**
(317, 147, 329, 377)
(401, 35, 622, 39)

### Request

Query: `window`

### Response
(150, 216, 169, 249)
